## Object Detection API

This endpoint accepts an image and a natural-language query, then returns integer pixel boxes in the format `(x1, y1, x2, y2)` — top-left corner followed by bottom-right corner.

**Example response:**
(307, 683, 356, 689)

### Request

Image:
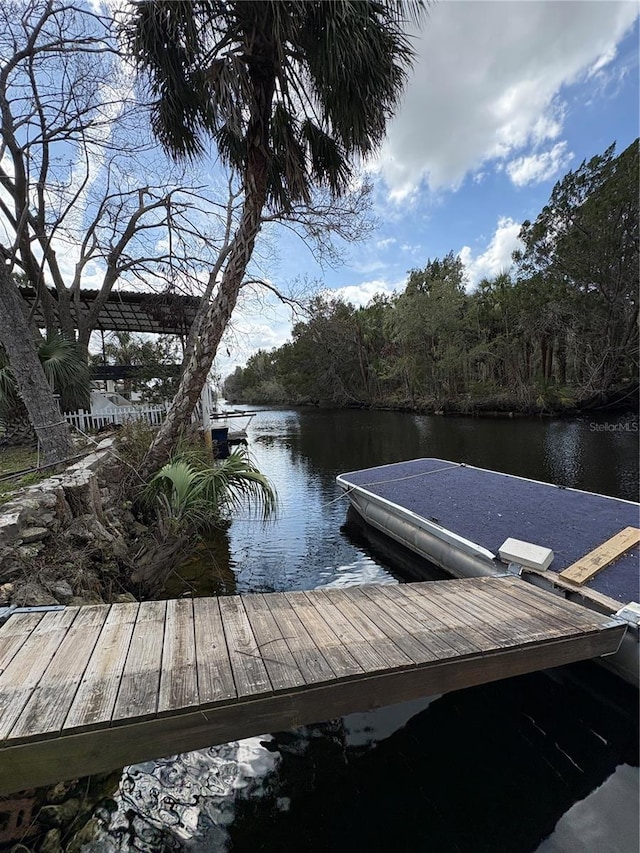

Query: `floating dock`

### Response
(337, 458, 639, 684)
(0, 579, 625, 794)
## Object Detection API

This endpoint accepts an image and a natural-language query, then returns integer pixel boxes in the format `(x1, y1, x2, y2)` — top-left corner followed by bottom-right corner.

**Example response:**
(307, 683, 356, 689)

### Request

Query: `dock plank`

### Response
(319, 587, 414, 669)
(9, 606, 108, 743)
(284, 591, 363, 678)
(560, 527, 640, 585)
(158, 599, 198, 715)
(465, 577, 605, 634)
(386, 583, 492, 656)
(362, 584, 461, 661)
(193, 597, 236, 705)
(0, 612, 43, 676)
(263, 592, 336, 684)
(64, 603, 137, 733)
(426, 578, 573, 644)
(302, 588, 392, 673)
(113, 600, 166, 723)
(243, 594, 306, 691)
(0, 609, 78, 742)
(219, 596, 272, 698)
(342, 586, 437, 665)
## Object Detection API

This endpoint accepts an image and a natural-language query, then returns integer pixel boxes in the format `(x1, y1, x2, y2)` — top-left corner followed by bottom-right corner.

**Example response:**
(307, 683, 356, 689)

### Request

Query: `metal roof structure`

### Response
(18, 286, 201, 336)
(90, 364, 182, 381)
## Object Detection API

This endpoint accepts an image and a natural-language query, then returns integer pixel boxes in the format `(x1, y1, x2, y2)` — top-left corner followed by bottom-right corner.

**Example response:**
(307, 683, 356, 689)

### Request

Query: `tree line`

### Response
(225, 139, 639, 414)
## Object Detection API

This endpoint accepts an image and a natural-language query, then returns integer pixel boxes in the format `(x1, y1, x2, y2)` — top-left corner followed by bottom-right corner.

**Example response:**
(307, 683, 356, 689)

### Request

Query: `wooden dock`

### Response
(0, 577, 625, 795)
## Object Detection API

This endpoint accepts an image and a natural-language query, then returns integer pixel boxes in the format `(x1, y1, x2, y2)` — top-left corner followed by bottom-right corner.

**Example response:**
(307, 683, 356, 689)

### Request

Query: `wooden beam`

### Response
(559, 527, 640, 586)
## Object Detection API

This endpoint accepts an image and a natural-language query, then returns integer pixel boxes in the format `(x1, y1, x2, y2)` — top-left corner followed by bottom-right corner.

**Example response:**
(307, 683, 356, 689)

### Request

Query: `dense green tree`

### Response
(514, 139, 639, 388)
(226, 140, 638, 413)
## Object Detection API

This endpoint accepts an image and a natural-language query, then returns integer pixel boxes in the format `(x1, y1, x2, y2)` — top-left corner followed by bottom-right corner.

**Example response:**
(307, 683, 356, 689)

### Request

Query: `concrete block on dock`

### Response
(498, 538, 554, 570)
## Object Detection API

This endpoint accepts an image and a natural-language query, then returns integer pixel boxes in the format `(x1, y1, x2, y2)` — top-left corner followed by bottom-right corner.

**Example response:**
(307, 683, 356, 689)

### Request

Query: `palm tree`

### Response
(133, 447, 276, 592)
(0, 333, 89, 453)
(125, 0, 424, 479)
(145, 448, 276, 537)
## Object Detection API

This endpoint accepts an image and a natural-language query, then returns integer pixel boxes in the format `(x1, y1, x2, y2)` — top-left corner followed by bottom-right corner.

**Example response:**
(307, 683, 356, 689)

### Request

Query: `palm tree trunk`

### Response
(139, 163, 268, 481)
(139, 25, 276, 481)
(0, 257, 74, 463)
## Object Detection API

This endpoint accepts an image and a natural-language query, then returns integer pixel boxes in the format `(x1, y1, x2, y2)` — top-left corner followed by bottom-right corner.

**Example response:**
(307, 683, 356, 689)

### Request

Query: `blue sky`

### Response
(223, 1, 639, 378)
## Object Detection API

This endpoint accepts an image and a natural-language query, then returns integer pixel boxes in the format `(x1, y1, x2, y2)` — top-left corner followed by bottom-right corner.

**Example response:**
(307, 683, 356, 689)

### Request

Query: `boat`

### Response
(337, 458, 639, 686)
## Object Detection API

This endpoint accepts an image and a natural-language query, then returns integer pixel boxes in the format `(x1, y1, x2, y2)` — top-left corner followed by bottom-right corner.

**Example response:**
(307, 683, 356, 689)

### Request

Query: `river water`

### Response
(87, 408, 639, 853)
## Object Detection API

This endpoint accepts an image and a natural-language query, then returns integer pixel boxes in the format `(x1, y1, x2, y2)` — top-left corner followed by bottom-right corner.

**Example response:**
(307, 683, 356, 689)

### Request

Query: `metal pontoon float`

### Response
(337, 458, 639, 685)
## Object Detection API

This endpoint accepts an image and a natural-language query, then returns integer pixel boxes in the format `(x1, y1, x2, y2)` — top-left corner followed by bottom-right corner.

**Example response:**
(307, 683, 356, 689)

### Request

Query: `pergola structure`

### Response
(18, 286, 201, 336)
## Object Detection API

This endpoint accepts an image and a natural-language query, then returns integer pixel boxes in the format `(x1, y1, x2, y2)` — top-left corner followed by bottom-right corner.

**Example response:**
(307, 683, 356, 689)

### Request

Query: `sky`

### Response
(221, 0, 639, 380)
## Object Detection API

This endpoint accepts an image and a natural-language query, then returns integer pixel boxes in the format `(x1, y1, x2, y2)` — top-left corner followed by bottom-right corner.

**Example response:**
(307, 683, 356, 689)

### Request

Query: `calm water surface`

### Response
(87, 409, 639, 853)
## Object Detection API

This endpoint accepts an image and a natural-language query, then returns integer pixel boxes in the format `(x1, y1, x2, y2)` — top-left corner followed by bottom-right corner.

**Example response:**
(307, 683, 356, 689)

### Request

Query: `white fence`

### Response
(65, 403, 171, 432)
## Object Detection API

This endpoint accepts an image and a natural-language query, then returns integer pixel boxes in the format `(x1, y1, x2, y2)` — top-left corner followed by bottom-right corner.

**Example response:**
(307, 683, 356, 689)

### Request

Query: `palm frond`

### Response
(124, 0, 427, 202)
(38, 335, 90, 411)
(145, 447, 277, 534)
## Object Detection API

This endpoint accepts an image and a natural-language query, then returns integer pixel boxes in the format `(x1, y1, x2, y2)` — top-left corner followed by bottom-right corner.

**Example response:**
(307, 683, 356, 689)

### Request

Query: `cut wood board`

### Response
(559, 527, 640, 585)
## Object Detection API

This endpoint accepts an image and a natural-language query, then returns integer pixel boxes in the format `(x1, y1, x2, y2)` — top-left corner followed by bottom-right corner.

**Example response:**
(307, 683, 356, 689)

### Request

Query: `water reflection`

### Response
(536, 764, 639, 853)
(82, 739, 279, 852)
(84, 408, 638, 853)
(224, 665, 638, 853)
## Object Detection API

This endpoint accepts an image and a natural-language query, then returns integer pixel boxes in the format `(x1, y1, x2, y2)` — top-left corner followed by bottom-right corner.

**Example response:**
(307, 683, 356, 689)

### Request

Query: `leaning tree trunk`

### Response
(139, 161, 269, 481)
(139, 34, 276, 482)
(0, 255, 74, 464)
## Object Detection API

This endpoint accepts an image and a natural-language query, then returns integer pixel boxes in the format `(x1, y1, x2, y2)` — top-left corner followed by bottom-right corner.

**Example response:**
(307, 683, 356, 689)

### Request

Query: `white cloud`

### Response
(459, 217, 523, 288)
(376, 237, 397, 250)
(333, 278, 403, 308)
(588, 44, 618, 78)
(506, 141, 574, 187)
(216, 292, 296, 377)
(377, 1, 638, 196)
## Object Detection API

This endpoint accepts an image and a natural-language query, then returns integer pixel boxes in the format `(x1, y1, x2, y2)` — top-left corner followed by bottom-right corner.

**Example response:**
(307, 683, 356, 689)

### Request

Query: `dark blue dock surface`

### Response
(340, 459, 639, 604)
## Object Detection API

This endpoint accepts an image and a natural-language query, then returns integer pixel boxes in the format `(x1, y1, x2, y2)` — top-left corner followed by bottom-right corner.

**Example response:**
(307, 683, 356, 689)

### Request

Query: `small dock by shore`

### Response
(0, 578, 625, 795)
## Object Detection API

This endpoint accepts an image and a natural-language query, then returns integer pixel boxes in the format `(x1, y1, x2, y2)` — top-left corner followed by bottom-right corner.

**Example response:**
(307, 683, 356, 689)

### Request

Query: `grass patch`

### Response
(0, 445, 64, 505)
(0, 445, 38, 477)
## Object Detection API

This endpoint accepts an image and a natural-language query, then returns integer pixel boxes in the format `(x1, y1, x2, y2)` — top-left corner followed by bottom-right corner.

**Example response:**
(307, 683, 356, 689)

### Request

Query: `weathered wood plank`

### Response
(219, 596, 272, 698)
(497, 577, 620, 628)
(284, 590, 363, 678)
(341, 586, 437, 664)
(302, 589, 394, 673)
(0, 609, 78, 743)
(360, 584, 467, 661)
(243, 594, 306, 691)
(423, 578, 565, 641)
(263, 592, 335, 684)
(113, 600, 166, 723)
(385, 584, 492, 655)
(0, 618, 624, 796)
(435, 582, 576, 647)
(158, 598, 198, 715)
(559, 527, 640, 585)
(319, 587, 414, 669)
(193, 597, 236, 705)
(518, 566, 626, 610)
(0, 612, 43, 676)
(8, 606, 109, 743)
(63, 603, 137, 733)
(463, 578, 602, 635)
